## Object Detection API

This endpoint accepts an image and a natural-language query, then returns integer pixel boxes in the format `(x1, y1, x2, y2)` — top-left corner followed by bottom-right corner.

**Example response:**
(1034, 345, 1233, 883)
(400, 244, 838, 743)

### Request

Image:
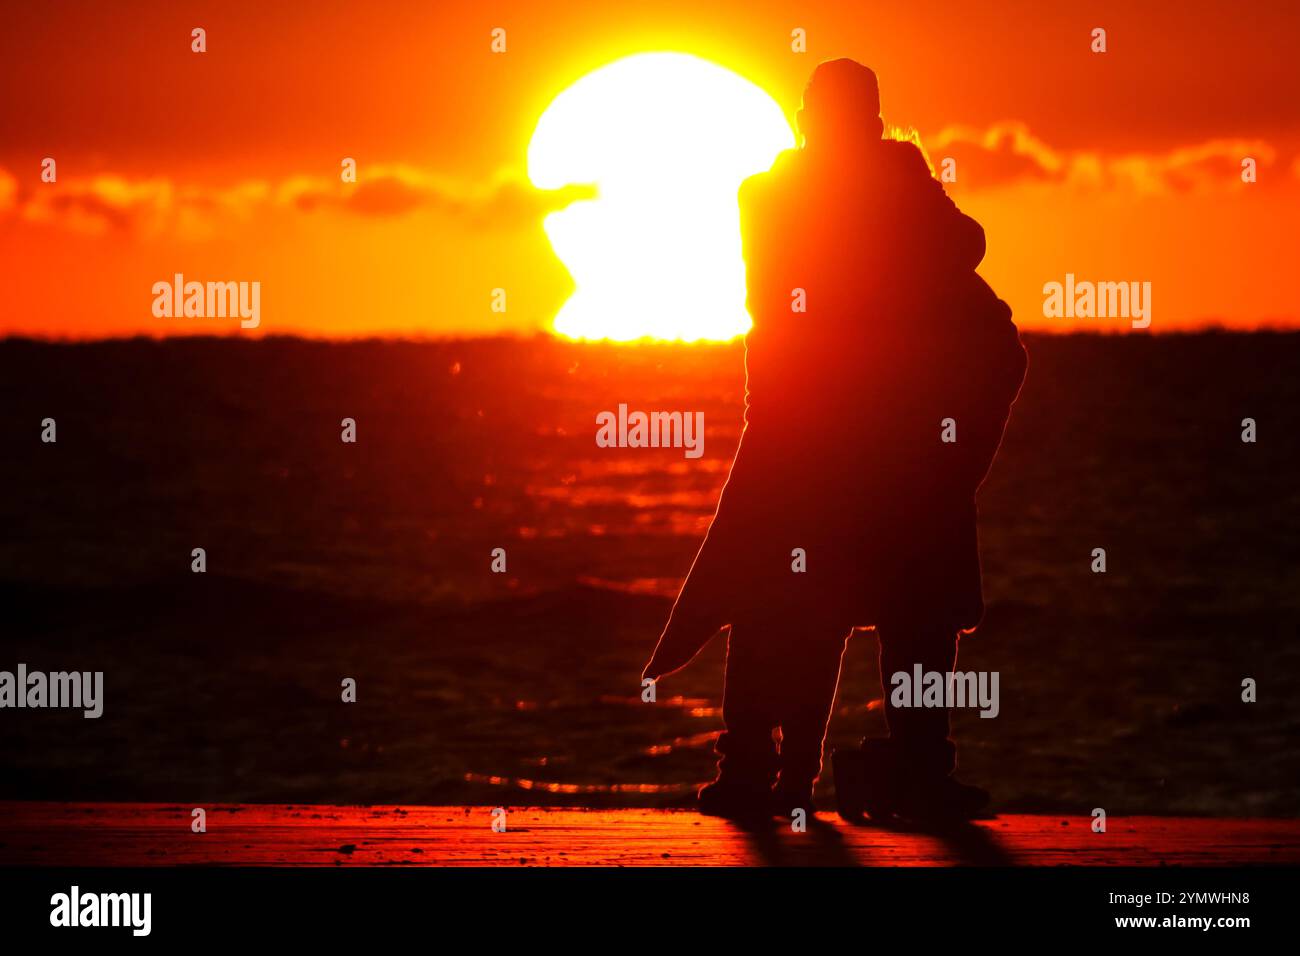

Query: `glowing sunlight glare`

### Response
(528, 53, 795, 341)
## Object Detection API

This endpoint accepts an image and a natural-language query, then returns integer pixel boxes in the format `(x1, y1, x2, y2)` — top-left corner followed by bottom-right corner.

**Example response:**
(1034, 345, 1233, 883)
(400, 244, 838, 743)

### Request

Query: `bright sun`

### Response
(528, 52, 795, 342)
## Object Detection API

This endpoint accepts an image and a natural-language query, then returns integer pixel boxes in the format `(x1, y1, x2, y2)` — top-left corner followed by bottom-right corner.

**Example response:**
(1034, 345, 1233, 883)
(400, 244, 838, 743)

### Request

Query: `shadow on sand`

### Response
(740, 814, 1015, 866)
(865, 815, 1017, 866)
(742, 814, 862, 866)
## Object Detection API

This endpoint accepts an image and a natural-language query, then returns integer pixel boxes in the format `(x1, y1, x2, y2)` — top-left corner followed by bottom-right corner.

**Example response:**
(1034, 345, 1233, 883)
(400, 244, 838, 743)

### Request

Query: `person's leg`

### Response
(773, 622, 852, 811)
(707, 620, 781, 802)
(877, 621, 959, 777)
(869, 620, 988, 820)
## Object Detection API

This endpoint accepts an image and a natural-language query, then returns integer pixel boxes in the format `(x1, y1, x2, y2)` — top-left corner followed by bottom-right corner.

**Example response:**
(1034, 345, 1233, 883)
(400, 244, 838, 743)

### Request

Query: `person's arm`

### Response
(950, 280, 1027, 491)
(892, 142, 986, 271)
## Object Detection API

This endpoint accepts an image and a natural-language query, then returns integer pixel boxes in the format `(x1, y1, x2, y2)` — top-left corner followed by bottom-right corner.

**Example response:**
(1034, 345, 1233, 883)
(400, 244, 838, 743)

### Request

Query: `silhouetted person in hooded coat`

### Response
(643, 59, 1026, 822)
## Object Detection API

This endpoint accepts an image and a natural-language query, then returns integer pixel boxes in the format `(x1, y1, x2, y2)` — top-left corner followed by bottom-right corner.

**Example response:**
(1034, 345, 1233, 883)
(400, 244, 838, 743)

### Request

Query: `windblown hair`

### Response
(884, 122, 936, 177)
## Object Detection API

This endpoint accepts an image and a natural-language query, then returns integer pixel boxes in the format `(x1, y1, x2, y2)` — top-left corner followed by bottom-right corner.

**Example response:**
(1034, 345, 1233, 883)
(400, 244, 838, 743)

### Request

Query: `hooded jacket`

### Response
(644, 141, 1027, 680)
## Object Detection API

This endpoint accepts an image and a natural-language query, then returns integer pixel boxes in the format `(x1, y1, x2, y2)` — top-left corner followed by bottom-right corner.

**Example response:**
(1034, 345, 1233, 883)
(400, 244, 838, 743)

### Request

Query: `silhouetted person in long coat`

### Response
(643, 59, 1026, 822)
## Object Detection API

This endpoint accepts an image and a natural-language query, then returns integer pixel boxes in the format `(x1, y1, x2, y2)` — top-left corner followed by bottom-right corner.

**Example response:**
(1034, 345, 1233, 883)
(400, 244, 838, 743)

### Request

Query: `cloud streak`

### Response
(0, 124, 1287, 242)
(281, 165, 595, 223)
(0, 164, 594, 240)
(926, 121, 1280, 194)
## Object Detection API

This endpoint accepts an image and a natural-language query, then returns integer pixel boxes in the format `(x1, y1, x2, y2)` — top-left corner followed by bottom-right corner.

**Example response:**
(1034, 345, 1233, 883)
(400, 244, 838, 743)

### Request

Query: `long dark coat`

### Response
(644, 141, 1027, 680)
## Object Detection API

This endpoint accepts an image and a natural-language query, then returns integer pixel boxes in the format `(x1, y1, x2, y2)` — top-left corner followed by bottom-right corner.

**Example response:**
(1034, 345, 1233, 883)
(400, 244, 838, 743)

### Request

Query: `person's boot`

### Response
(704, 724, 779, 824)
(832, 748, 868, 822)
(858, 736, 989, 824)
(833, 741, 897, 822)
(697, 777, 773, 826)
(899, 774, 990, 824)
(702, 780, 769, 827)
(857, 737, 903, 820)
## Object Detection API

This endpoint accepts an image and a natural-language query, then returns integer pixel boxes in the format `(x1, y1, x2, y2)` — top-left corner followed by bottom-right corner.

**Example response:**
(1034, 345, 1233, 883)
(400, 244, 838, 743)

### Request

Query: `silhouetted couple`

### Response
(643, 59, 1026, 825)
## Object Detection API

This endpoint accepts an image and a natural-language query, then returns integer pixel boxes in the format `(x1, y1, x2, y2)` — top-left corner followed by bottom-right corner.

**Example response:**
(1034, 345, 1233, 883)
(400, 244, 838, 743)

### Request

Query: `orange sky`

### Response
(1, 0, 1297, 338)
